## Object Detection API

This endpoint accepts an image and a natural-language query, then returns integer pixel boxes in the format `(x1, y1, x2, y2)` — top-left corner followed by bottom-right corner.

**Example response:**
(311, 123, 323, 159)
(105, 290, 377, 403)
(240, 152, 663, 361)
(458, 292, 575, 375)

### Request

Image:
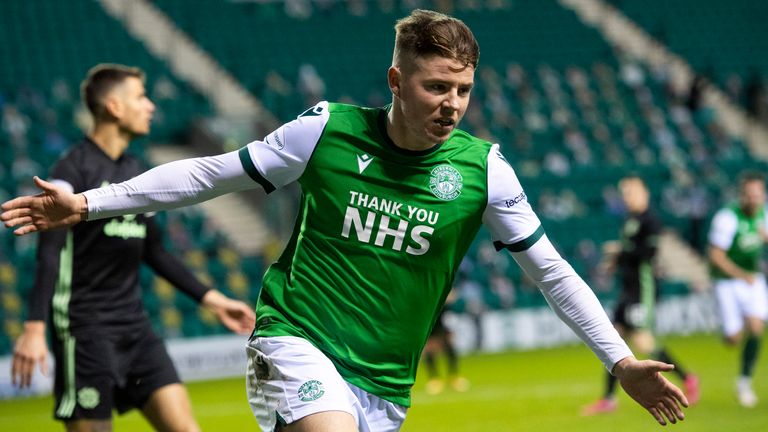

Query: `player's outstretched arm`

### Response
(201, 290, 257, 335)
(11, 321, 50, 388)
(613, 356, 689, 426)
(1, 177, 87, 236)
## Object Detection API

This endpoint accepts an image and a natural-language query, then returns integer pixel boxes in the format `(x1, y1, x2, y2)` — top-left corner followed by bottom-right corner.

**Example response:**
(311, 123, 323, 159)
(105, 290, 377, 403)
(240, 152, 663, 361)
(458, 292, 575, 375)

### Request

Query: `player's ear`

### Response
(103, 94, 123, 120)
(388, 66, 401, 98)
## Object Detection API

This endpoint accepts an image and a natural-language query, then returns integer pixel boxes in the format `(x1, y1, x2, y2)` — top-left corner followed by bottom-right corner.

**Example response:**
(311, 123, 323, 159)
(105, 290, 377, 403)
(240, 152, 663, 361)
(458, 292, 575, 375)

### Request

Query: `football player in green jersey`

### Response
(3, 9, 688, 431)
(708, 171, 768, 407)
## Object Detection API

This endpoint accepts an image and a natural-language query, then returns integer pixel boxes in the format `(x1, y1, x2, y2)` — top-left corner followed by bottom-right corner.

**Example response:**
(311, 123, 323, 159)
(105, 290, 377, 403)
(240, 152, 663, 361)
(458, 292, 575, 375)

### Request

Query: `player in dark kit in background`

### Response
(582, 175, 700, 415)
(422, 289, 469, 395)
(10, 64, 256, 432)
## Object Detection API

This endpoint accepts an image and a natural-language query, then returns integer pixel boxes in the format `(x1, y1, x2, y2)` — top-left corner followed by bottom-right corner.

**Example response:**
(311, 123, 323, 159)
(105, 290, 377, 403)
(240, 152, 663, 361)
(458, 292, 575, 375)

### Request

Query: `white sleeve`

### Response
(483, 144, 631, 371)
(84, 102, 330, 221)
(512, 235, 634, 371)
(482, 144, 543, 251)
(238, 101, 329, 192)
(84, 151, 254, 220)
(708, 208, 738, 250)
(764, 205, 768, 232)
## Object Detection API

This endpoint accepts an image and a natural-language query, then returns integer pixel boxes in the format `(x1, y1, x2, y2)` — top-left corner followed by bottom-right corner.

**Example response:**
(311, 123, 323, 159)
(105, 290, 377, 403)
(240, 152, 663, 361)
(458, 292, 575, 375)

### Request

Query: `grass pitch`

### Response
(0, 333, 765, 431)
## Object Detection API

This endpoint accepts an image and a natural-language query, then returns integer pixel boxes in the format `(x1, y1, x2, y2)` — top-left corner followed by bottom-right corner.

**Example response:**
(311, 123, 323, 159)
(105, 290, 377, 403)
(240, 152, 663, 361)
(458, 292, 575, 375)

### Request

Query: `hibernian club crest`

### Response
(298, 380, 325, 402)
(429, 164, 463, 201)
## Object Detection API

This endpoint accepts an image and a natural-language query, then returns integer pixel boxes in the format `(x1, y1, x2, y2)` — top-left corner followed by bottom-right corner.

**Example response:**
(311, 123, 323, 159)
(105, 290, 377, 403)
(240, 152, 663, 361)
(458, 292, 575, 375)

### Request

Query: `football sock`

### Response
(444, 339, 459, 375)
(741, 336, 761, 378)
(604, 371, 618, 399)
(653, 348, 688, 380)
(424, 352, 438, 378)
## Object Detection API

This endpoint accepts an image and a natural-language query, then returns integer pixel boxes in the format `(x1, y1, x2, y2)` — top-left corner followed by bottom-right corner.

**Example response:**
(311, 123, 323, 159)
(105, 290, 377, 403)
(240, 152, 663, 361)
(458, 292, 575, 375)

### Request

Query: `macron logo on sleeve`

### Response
(357, 154, 374, 174)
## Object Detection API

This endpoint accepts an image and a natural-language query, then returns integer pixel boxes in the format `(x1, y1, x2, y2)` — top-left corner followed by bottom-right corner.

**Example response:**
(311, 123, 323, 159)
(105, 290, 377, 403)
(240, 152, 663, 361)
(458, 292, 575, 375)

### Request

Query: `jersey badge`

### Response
(429, 164, 463, 201)
(298, 380, 325, 402)
(77, 387, 100, 409)
(357, 153, 374, 174)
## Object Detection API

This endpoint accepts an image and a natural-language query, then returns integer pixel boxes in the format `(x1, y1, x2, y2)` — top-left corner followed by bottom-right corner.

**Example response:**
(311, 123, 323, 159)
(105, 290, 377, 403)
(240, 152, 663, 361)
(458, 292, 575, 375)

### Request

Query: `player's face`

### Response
(389, 55, 474, 150)
(115, 76, 155, 137)
(619, 178, 649, 213)
(740, 180, 766, 215)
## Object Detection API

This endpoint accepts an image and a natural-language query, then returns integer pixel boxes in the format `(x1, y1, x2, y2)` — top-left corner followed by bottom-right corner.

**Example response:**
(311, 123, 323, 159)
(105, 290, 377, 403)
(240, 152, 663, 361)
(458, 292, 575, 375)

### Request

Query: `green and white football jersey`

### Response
(85, 101, 632, 409)
(709, 204, 768, 279)
(238, 102, 543, 405)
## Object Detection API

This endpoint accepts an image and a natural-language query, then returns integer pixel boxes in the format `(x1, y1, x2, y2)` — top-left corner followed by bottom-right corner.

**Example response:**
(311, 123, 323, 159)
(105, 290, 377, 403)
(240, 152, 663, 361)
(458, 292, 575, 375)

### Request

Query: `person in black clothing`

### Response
(10, 64, 256, 432)
(582, 175, 699, 415)
(422, 289, 469, 395)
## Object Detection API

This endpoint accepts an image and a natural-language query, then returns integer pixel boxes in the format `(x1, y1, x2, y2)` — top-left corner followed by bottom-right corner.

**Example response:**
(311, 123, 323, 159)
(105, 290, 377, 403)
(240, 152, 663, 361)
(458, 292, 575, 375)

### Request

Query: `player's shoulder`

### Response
(718, 204, 739, 217)
(50, 139, 90, 170)
(450, 128, 494, 147)
(300, 102, 386, 137)
(326, 101, 368, 114)
(326, 101, 384, 123)
(446, 128, 496, 158)
(296, 101, 383, 127)
(450, 132, 510, 180)
(712, 205, 738, 224)
(298, 101, 376, 117)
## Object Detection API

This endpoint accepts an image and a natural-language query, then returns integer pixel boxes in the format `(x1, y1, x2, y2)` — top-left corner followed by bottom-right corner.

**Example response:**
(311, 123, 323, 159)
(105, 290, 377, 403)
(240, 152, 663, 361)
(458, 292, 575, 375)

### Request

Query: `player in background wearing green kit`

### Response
(708, 171, 768, 408)
(2, 9, 688, 432)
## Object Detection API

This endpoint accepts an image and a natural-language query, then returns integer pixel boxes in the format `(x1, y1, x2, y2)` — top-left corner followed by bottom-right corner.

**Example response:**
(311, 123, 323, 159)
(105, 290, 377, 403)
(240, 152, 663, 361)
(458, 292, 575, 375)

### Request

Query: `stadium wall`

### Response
(0, 292, 719, 399)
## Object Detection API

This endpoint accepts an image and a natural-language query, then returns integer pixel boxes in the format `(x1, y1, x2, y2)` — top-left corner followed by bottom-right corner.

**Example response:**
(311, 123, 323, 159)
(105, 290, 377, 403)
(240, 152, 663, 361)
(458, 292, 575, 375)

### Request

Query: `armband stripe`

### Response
(494, 225, 545, 252)
(238, 147, 275, 193)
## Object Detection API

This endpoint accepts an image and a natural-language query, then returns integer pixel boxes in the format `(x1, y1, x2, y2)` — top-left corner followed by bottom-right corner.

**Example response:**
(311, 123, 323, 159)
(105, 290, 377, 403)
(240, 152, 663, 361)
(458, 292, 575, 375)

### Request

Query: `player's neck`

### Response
(89, 124, 131, 161)
(386, 105, 439, 152)
(741, 206, 758, 217)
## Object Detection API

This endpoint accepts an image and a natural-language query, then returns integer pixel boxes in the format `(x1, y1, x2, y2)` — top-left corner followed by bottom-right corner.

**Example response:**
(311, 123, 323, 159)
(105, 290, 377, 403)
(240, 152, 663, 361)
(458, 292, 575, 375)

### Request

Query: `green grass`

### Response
(0, 333, 765, 431)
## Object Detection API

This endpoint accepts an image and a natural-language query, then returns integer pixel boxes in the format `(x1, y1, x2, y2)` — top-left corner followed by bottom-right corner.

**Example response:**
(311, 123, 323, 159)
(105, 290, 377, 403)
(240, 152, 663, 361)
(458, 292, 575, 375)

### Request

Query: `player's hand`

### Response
(11, 321, 50, 389)
(613, 357, 688, 426)
(1, 176, 87, 235)
(202, 290, 256, 335)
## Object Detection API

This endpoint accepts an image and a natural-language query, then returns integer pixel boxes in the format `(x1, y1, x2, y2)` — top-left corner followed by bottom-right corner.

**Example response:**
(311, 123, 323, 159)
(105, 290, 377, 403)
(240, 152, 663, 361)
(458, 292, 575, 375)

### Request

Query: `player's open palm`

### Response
(1, 176, 85, 235)
(12, 325, 50, 389)
(615, 357, 689, 426)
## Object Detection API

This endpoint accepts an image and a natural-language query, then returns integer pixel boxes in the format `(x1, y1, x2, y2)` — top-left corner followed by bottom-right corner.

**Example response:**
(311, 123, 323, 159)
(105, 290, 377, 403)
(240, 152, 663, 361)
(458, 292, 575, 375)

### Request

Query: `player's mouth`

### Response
(433, 118, 456, 135)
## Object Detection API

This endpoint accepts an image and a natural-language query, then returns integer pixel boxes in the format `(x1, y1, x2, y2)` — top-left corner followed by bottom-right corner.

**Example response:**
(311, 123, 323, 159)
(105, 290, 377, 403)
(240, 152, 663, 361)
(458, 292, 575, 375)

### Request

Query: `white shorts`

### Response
(714, 274, 768, 337)
(245, 336, 407, 431)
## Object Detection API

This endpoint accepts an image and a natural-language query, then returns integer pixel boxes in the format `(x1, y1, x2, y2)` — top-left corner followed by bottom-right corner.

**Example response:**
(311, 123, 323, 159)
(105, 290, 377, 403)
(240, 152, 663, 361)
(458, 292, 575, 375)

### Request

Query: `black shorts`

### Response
(613, 300, 655, 331)
(51, 328, 180, 421)
(430, 308, 449, 337)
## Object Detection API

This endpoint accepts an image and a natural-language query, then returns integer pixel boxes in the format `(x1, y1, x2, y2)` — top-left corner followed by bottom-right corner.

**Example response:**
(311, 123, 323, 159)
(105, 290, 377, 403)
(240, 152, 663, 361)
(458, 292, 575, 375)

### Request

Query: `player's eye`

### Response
(429, 84, 446, 92)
